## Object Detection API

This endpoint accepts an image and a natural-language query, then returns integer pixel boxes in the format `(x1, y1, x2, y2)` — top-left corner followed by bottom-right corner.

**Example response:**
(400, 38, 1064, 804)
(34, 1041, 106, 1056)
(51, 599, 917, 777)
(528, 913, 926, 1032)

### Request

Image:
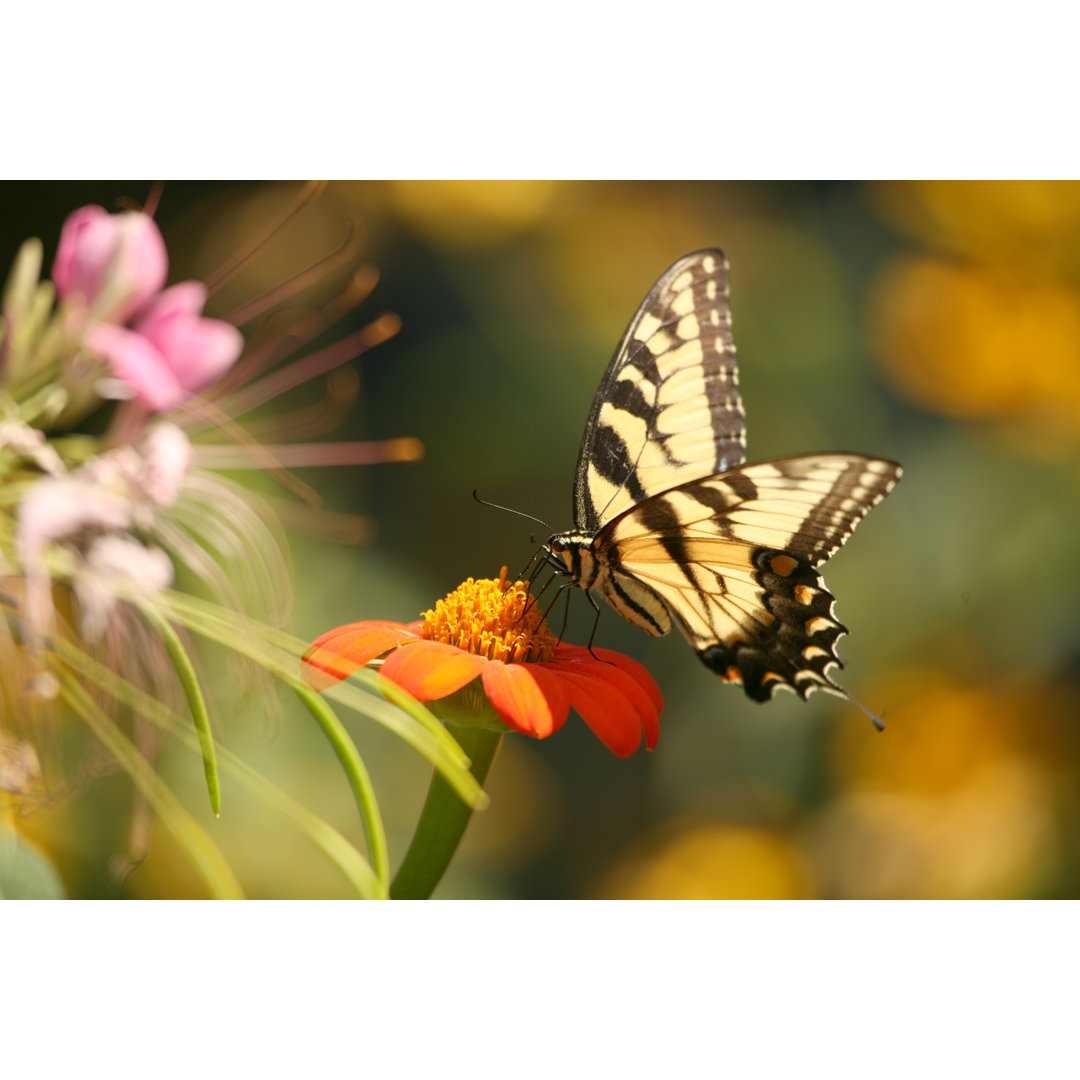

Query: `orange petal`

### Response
(556, 645, 664, 713)
(481, 662, 569, 739)
(379, 640, 488, 701)
(597, 649, 664, 715)
(302, 621, 418, 690)
(549, 669, 643, 757)
(557, 655, 661, 751)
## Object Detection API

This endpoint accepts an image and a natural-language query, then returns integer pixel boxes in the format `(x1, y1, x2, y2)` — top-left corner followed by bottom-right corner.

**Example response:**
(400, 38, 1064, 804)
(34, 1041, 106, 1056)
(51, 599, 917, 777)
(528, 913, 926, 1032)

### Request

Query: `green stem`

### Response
(390, 724, 502, 900)
(140, 605, 221, 817)
(294, 685, 390, 896)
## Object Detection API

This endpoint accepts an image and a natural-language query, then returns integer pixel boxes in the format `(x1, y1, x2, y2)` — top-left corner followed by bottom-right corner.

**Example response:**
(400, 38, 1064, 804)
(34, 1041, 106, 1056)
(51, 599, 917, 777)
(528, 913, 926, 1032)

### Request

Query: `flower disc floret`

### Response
(421, 568, 557, 663)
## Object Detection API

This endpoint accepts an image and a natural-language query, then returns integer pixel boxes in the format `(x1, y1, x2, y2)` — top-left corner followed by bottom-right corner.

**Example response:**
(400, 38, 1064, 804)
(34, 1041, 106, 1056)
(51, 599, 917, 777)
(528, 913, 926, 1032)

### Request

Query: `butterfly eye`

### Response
(547, 538, 566, 554)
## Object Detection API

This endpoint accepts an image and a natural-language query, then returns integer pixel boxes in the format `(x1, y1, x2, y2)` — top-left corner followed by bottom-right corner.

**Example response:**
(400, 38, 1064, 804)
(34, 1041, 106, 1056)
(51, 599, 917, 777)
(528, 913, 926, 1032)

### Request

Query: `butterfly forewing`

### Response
(572, 249, 745, 532)
(606, 455, 902, 567)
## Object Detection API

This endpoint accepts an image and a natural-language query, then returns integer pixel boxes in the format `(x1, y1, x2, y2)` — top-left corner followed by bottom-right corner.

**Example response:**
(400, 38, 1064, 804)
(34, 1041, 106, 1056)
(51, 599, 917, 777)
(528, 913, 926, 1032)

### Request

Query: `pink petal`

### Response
(112, 212, 169, 319)
(137, 281, 208, 326)
(84, 323, 184, 412)
(52, 206, 168, 323)
(481, 662, 569, 739)
(74, 536, 173, 642)
(164, 316, 244, 393)
(379, 641, 488, 701)
(52, 206, 110, 300)
(137, 283, 243, 394)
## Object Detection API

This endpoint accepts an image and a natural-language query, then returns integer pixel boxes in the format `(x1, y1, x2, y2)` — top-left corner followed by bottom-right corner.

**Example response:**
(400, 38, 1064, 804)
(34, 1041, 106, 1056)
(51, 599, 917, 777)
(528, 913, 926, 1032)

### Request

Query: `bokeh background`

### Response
(5, 180, 1079, 899)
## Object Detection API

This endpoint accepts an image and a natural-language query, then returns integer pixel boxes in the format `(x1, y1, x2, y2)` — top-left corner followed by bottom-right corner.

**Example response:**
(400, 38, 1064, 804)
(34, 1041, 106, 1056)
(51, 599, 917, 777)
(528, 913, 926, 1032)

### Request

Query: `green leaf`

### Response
(139, 604, 221, 816)
(0, 827, 66, 900)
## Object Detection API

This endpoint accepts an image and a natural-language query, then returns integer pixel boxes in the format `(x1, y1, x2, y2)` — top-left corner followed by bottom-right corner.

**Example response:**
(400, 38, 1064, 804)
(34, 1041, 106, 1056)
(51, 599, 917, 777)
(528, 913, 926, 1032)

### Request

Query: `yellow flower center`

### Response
(421, 567, 558, 664)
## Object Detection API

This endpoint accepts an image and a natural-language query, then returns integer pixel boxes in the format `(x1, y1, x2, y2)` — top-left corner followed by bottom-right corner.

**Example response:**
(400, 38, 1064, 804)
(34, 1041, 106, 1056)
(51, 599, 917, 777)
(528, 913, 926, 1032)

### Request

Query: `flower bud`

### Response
(52, 205, 168, 323)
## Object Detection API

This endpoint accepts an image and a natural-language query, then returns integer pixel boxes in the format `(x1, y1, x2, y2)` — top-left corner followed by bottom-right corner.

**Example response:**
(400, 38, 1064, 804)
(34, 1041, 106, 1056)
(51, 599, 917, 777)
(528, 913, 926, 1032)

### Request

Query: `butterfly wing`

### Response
(595, 453, 903, 702)
(572, 249, 745, 532)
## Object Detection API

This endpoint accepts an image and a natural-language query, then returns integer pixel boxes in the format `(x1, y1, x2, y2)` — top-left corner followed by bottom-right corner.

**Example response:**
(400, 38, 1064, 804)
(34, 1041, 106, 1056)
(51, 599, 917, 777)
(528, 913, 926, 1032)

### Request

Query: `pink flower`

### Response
(86, 283, 244, 412)
(52, 206, 168, 323)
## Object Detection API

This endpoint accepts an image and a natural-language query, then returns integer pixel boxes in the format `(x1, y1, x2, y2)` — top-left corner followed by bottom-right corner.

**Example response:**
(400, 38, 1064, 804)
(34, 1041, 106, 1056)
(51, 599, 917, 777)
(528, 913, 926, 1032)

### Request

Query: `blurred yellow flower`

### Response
(873, 181, 1080, 267)
(831, 671, 1045, 796)
(870, 181, 1080, 456)
(386, 181, 557, 249)
(543, 186, 717, 339)
(594, 820, 815, 899)
(808, 766, 1058, 900)
(872, 257, 1080, 438)
(810, 670, 1075, 898)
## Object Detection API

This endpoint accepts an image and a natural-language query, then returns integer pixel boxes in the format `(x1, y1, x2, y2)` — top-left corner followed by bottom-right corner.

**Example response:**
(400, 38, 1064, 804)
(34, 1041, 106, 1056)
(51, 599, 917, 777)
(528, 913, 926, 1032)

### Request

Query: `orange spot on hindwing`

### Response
(770, 554, 798, 577)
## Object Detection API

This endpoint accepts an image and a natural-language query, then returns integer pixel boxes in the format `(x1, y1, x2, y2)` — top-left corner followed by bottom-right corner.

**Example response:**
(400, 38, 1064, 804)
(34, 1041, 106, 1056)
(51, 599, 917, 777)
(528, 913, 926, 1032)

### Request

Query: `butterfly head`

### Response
(544, 529, 599, 589)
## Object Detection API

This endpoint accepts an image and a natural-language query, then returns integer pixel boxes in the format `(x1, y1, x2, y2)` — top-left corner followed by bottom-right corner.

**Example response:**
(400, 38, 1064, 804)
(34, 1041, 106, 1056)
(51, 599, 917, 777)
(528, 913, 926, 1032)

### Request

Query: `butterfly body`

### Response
(545, 249, 901, 712)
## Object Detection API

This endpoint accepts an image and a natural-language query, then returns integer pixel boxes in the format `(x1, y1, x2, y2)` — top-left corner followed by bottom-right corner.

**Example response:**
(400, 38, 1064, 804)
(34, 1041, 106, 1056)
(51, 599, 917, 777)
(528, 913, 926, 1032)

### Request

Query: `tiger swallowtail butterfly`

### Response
(544, 249, 901, 726)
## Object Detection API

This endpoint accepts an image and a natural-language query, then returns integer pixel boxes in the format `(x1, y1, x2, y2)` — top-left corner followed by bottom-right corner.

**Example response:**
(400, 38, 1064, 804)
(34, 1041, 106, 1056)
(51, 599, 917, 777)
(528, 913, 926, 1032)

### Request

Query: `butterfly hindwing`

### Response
(594, 454, 902, 701)
(573, 249, 745, 532)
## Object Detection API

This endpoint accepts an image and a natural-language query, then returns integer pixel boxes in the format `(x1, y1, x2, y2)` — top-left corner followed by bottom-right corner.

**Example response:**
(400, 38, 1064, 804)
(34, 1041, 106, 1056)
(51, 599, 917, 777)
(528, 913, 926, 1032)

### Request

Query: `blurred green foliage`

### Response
(4, 180, 1078, 898)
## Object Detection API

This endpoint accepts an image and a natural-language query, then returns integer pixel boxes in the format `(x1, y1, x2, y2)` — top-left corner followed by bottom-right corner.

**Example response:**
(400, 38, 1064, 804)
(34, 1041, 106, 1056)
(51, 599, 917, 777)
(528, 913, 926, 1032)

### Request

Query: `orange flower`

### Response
(302, 569, 662, 757)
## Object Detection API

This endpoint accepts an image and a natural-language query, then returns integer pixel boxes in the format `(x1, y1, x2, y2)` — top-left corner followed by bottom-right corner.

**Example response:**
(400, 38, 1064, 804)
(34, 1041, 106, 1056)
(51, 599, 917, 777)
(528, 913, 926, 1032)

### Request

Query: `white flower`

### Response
(13, 423, 192, 644)
(0, 419, 64, 476)
(16, 474, 135, 642)
(140, 423, 192, 508)
(73, 535, 173, 641)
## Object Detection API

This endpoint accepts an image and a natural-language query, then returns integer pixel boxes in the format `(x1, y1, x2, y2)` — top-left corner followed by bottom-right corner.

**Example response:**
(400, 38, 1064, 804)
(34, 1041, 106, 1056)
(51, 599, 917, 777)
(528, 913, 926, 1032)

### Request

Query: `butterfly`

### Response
(544, 249, 902, 726)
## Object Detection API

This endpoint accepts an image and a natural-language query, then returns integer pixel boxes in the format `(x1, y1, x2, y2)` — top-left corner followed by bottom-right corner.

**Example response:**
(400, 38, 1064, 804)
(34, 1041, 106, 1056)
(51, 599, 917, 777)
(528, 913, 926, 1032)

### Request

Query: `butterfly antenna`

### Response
(472, 490, 553, 533)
